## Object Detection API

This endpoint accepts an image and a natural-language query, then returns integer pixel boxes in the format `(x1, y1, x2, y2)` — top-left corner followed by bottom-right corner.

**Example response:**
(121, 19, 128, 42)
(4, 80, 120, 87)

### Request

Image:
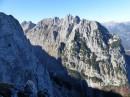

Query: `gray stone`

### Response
(25, 15, 128, 88)
(0, 12, 53, 97)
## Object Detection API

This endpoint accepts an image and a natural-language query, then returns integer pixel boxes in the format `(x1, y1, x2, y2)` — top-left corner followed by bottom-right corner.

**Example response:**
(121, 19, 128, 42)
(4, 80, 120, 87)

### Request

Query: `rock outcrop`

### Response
(21, 21, 36, 33)
(25, 15, 128, 87)
(0, 12, 53, 97)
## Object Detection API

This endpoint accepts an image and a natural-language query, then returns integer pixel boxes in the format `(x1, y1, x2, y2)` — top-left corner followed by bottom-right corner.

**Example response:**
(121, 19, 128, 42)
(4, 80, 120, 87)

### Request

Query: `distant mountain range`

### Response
(103, 22, 130, 55)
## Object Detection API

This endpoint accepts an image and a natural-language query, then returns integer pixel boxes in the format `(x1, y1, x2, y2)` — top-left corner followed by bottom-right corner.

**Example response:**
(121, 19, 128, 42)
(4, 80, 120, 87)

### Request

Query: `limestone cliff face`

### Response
(0, 12, 53, 96)
(25, 15, 128, 87)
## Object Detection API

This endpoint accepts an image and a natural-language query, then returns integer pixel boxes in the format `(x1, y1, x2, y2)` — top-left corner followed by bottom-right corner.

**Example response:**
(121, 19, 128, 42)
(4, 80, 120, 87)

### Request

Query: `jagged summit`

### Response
(24, 15, 128, 87)
(21, 21, 36, 33)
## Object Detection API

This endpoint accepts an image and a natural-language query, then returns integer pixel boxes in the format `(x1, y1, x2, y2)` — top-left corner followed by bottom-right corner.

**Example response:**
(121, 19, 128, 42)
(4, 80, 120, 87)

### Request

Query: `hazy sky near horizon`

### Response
(0, 0, 130, 23)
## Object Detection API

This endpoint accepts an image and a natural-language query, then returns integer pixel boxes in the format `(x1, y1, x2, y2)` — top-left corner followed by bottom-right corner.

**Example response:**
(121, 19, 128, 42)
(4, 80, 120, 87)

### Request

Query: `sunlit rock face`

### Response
(0, 12, 53, 96)
(25, 15, 128, 87)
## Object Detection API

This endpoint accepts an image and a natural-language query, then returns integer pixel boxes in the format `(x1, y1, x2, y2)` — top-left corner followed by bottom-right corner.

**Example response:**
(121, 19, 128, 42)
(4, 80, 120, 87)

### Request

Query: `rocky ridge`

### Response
(24, 15, 128, 87)
(21, 21, 36, 33)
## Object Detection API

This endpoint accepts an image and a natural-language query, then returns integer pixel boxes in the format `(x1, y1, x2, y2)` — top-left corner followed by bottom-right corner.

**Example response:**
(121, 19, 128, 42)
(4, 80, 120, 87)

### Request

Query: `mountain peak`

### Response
(21, 21, 36, 33)
(24, 15, 128, 87)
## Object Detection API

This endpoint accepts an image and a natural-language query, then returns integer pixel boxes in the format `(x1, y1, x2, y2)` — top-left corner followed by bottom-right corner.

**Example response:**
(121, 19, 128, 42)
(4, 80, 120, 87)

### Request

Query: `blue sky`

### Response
(0, 0, 130, 23)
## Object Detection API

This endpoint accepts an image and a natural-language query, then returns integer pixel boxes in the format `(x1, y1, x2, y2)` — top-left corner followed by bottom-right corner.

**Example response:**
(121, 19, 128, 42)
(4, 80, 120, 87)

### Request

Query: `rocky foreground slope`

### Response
(0, 12, 55, 97)
(23, 15, 128, 87)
